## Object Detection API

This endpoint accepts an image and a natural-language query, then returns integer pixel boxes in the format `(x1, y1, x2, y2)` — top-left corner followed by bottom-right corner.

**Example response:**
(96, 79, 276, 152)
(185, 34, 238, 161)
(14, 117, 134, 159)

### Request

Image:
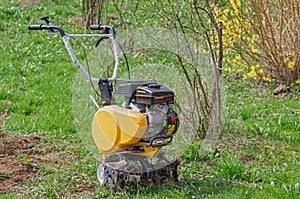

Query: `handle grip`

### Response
(90, 25, 116, 38)
(28, 24, 42, 30)
(28, 24, 65, 37)
(90, 25, 103, 30)
(90, 25, 111, 31)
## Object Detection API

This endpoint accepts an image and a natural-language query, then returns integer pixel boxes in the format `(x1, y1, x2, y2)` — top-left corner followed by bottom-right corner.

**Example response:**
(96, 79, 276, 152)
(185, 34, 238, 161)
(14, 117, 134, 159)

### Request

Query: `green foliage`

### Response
(217, 153, 244, 181)
(225, 79, 300, 145)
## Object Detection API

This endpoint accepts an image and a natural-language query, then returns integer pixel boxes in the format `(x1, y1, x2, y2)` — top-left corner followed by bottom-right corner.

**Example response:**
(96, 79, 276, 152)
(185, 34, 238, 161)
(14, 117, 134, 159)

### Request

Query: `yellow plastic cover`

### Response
(92, 105, 147, 154)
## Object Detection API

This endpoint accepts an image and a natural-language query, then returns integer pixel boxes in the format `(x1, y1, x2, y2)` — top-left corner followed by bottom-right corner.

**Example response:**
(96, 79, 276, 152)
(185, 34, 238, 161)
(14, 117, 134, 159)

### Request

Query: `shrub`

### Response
(218, 0, 300, 85)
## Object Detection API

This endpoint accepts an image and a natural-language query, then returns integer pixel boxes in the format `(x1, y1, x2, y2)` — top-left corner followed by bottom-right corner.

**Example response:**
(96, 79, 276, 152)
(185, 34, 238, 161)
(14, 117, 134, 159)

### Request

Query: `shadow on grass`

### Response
(91, 175, 234, 198)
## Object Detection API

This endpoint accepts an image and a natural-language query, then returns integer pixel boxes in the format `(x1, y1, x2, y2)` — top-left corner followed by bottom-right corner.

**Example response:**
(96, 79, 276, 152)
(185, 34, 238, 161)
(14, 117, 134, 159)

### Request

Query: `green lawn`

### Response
(0, 1, 299, 198)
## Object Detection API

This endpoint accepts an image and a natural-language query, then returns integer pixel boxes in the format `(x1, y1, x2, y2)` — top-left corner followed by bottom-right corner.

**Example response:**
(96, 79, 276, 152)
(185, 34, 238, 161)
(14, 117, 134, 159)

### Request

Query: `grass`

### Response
(0, 0, 299, 198)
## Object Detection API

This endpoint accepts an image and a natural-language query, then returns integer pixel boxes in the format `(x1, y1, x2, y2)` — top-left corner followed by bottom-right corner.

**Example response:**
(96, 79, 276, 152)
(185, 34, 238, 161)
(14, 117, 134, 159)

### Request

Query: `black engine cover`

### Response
(134, 84, 174, 105)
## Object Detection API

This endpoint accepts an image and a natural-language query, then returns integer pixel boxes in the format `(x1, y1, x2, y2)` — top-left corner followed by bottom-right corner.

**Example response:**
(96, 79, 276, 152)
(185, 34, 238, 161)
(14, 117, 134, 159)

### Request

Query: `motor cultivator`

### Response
(28, 17, 182, 189)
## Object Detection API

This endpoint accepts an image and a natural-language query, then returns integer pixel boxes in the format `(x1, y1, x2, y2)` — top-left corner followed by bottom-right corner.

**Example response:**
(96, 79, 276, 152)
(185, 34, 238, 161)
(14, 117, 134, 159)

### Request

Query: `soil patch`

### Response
(0, 113, 55, 194)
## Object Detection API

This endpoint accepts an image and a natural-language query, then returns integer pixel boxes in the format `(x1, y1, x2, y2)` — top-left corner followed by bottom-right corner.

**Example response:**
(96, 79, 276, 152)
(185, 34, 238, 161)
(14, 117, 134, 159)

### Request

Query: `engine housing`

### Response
(134, 83, 174, 105)
(131, 83, 178, 141)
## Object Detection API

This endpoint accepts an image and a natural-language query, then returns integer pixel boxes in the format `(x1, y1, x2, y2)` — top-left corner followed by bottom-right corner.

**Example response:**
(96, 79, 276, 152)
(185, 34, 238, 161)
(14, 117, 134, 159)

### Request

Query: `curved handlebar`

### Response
(28, 24, 65, 37)
(90, 25, 116, 39)
(28, 21, 120, 83)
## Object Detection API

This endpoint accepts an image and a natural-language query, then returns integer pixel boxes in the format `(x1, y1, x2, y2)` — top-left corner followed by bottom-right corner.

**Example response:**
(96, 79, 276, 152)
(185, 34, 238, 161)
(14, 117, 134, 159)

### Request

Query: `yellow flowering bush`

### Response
(215, 0, 300, 84)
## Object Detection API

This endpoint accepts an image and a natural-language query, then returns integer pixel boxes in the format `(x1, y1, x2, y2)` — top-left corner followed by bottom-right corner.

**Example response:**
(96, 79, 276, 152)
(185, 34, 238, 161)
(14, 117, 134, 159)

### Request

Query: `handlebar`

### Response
(28, 18, 120, 83)
(90, 25, 116, 39)
(28, 24, 66, 36)
(28, 24, 43, 30)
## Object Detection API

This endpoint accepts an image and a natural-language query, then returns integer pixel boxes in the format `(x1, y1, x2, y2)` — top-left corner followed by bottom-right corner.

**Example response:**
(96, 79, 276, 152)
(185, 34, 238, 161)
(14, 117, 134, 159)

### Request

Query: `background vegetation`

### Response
(218, 0, 300, 84)
(0, 0, 299, 198)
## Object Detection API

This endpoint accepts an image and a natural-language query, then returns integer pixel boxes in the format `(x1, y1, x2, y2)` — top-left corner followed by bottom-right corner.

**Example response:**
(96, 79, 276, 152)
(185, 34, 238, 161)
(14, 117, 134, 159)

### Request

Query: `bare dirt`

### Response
(0, 112, 55, 194)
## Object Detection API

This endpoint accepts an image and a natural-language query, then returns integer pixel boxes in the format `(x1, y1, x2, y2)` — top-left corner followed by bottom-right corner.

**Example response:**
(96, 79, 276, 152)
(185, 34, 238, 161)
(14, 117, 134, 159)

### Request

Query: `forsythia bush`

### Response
(216, 0, 300, 85)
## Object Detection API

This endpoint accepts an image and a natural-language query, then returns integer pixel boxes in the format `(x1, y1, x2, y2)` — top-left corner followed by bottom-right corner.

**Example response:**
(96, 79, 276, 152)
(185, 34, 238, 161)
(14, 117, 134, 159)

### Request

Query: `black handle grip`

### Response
(90, 25, 116, 39)
(90, 25, 102, 30)
(28, 24, 65, 37)
(28, 24, 42, 30)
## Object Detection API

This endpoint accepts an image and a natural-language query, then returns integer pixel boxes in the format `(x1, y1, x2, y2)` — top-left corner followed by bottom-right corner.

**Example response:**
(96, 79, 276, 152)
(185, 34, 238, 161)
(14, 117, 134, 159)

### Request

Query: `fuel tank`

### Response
(92, 105, 147, 154)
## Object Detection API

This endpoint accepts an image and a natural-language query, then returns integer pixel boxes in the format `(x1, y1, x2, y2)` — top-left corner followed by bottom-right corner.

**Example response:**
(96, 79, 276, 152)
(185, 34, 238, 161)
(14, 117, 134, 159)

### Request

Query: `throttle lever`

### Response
(40, 16, 57, 34)
(40, 16, 51, 24)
